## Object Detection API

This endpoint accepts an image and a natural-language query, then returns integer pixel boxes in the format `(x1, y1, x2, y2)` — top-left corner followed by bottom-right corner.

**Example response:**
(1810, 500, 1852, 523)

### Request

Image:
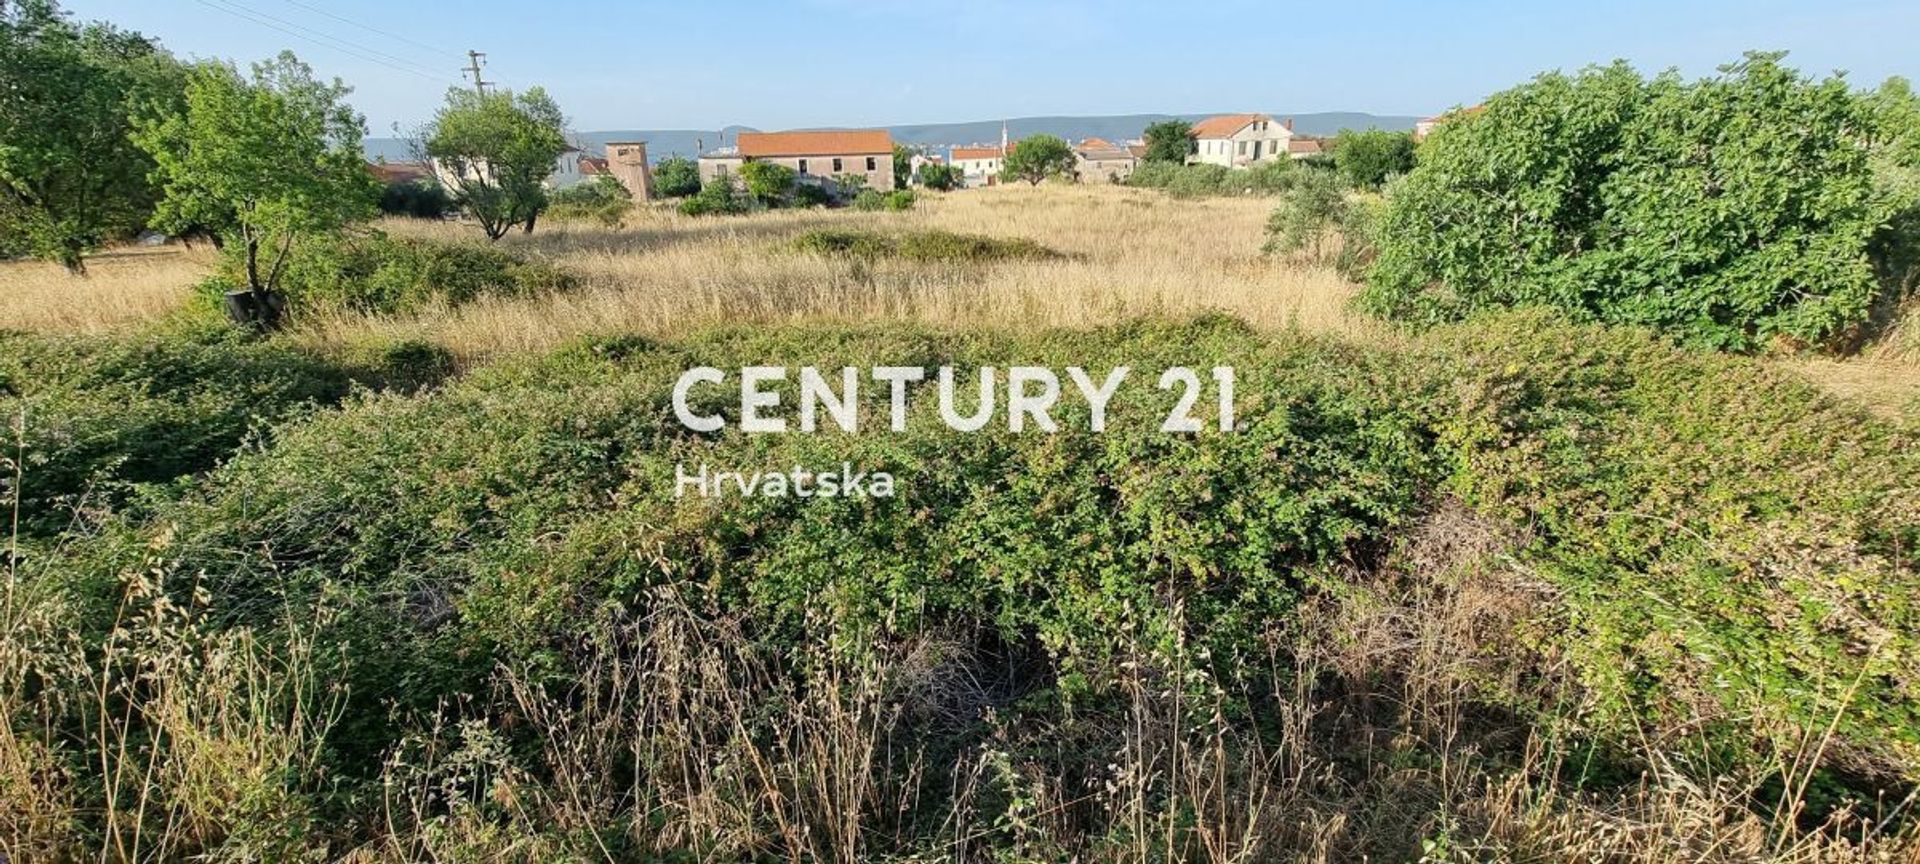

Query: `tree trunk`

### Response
(520, 212, 538, 235)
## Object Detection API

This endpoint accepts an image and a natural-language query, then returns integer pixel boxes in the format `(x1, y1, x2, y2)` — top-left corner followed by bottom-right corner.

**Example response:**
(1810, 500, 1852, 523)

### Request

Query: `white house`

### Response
(1187, 114, 1294, 168)
(951, 145, 1004, 186)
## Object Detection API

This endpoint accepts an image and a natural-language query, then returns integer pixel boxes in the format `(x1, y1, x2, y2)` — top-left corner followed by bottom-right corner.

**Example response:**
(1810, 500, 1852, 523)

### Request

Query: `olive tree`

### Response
(423, 87, 569, 240)
(1141, 120, 1193, 164)
(134, 52, 375, 321)
(1001, 134, 1076, 186)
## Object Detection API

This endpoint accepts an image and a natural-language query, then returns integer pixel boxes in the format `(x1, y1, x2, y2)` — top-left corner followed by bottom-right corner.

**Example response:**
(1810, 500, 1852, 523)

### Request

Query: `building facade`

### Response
(699, 129, 894, 191)
(1072, 138, 1138, 184)
(1187, 114, 1294, 168)
(950, 146, 1003, 187)
(604, 141, 654, 199)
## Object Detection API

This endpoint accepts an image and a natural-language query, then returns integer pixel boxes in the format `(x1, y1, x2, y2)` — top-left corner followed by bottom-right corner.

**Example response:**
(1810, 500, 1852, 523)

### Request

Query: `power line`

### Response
(190, 0, 454, 84)
(275, 0, 458, 58)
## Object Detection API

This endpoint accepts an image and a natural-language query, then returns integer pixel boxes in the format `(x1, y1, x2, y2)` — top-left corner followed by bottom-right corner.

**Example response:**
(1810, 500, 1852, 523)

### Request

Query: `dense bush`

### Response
(211, 230, 576, 315)
(1366, 53, 1920, 351)
(677, 173, 752, 216)
(1128, 158, 1295, 197)
(740, 160, 797, 205)
(544, 175, 631, 226)
(12, 313, 1920, 856)
(376, 179, 454, 219)
(1330, 128, 1414, 190)
(0, 322, 449, 538)
(651, 155, 701, 197)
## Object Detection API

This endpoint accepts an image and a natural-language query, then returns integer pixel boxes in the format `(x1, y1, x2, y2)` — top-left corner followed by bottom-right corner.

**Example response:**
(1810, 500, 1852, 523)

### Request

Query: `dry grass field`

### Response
(312, 184, 1380, 360)
(3, 184, 1915, 414)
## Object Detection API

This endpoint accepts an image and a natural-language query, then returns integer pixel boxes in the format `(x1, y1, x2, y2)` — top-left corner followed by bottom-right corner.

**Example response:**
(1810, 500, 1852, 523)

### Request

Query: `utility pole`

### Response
(463, 50, 492, 95)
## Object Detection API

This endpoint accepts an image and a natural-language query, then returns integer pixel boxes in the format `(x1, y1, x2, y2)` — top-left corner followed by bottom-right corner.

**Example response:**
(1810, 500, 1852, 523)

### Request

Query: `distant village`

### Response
(366, 112, 1432, 201)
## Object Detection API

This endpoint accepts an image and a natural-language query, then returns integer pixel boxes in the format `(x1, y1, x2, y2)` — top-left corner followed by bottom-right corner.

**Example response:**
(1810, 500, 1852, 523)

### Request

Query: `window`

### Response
(1238, 141, 1247, 155)
(832, 157, 843, 172)
(866, 156, 877, 171)
(798, 158, 809, 174)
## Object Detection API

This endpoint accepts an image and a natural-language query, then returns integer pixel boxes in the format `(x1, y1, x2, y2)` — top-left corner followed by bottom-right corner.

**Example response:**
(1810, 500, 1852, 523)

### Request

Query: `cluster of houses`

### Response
(371, 112, 1349, 201)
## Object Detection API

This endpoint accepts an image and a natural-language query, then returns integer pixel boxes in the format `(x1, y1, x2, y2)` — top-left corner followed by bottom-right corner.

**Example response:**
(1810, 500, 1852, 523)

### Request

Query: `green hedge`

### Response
(211, 231, 576, 316)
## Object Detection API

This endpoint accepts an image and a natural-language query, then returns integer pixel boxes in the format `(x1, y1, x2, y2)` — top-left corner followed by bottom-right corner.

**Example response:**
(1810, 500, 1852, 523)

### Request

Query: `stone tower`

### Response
(606, 141, 654, 200)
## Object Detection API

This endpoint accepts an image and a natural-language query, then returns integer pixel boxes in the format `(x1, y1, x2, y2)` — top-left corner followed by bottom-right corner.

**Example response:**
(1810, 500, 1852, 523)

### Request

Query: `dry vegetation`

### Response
(313, 185, 1379, 361)
(6, 184, 1915, 416)
(0, 245, 214, 334)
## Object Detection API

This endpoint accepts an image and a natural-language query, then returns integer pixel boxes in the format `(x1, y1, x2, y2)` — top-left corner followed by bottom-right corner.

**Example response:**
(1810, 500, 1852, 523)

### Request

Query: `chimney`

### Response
(1282, 117, 1293, 132)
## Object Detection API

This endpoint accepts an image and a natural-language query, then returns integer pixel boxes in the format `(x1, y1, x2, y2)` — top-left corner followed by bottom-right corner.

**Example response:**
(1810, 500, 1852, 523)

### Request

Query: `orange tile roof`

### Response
(736, 129, 891, 157)
(1189, 113, 1270, 139)
(1287, 138, 1326, 155)
(951, 146, 1002, 160)
(1078, 137, 1115, 150)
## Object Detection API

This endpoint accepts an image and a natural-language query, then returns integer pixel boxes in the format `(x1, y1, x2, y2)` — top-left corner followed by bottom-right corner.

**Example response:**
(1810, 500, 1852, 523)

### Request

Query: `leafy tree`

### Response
(917, 162, 960, 191)
(740, 160, 796, 205)
(0, 0, 177, 273)
(423, 86, 569, 240)
(1330, 128, 1413, 190)
(891, 143, 918, 189)
(652, 155, 701, 197)
(1263, 169, 1349, 260)
(1141, 120, 1193, 163)
(831, 172, 868, 202)
(134, 52, 375, 320)
(1365, 53, 1920, 350)
(1001, 134, 1076, 186)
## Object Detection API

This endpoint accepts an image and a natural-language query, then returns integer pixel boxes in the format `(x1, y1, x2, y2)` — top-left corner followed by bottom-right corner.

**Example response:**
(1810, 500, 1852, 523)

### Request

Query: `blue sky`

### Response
(64, 0, 1919, 134)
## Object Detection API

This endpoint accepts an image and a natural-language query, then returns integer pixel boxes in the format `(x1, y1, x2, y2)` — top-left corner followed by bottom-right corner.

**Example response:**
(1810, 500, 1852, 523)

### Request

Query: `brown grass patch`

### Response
(0, 245, 213, 334)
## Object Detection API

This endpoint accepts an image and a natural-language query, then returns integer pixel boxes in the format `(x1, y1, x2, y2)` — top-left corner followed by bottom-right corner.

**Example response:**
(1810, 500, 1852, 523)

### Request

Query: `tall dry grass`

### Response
(292, 185, 1379, 362)
(0, 246, 214, 334)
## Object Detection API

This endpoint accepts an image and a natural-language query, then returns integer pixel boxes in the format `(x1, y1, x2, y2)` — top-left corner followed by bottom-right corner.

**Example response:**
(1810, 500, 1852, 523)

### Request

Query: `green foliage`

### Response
(377, 179, 452, 219)
(1366, 53, 1920, 351)
(1000, 134, 1077, 186)
(792, 228, 1060, 262)
(423, 86, 569, 241)
(650, 155, 701, 198)
(545, 175, 631, 226)
(892, 143, 916, 190)
(1141, 120, 1194, 163)
(883, 189, 917, 211)
(210, 230, 576, 316)
(1262, 168, 1350, 260)
(1414, 310, 1920, 773)
(1331, 128, 1414, 191)
(133, 53, 377, 300)
(791, 182, 832, 208)
(851, 188, 885, 211)
(739, 160, 797, 205)
(1128, 160, 1294, 198)
(0, 0, 178, 272)
(18, 313, 1920, 851)
(0, 321, 443, 537)
(677, 173, 751, 216)
(917, 161, 960, 191)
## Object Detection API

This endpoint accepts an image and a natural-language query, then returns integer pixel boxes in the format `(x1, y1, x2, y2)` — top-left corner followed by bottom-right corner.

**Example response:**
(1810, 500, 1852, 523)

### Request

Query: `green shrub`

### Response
(1365, 53, 1920, 351)
(678, 173, 751, 216)
(882, 189, 917, 211)
(651, 155, 701, 198)
(0, 321, 449, 537)
(213, 230, 576, 316)
(377, 179, 453, 218)
(1128, 160, 1299, 198)
(740, 160, 797, 205)
(545, 175, 631, 226)
(791, 228, 1060, 262)
(851, 188, 886, 211)
(791, 182, 832, 208)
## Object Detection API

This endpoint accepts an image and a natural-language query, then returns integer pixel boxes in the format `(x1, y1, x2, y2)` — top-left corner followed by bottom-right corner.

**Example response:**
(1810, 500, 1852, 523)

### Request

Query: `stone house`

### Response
(1072, 137, 1138, 184)
(1187, 113, 1294, 168)
(698, 129, 894, 191)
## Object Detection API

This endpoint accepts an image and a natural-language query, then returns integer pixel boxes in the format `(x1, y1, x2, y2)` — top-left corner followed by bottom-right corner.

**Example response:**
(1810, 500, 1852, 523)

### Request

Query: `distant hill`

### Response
(363, 112, 1418, 164)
